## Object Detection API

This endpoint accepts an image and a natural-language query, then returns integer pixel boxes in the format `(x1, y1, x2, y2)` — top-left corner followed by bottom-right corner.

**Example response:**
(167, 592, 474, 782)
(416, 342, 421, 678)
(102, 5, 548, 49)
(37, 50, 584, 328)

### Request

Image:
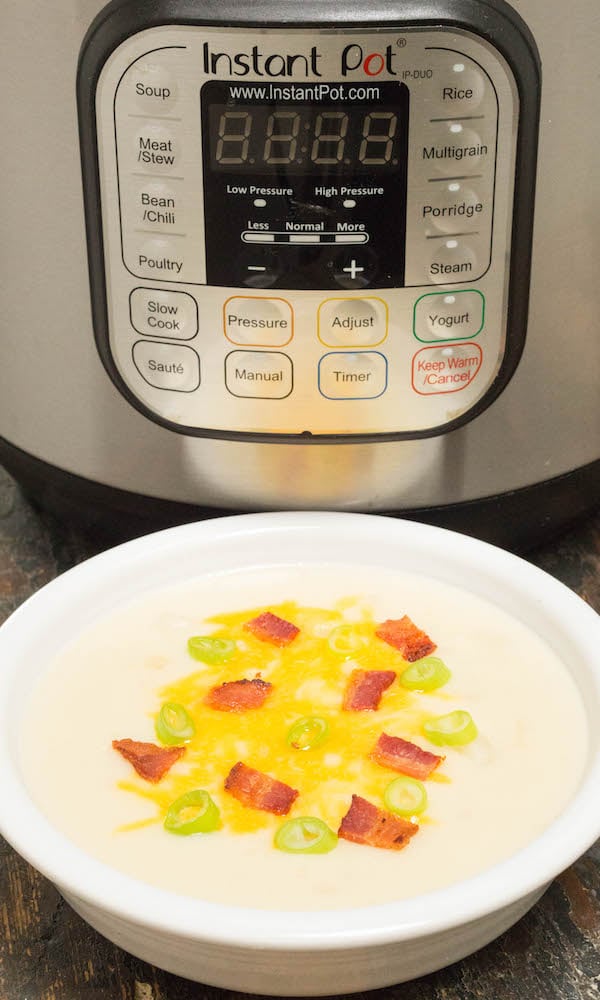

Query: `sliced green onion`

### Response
(327, 624, 368, 656)
(399, 656, 451, 692)
(164, 790, 221, 835)
(187, 636, 236, 664)
(384, 776, 428, 817)
(423, 710, 478, 746)
(286, 716, 329, 751)
(274, 817, 338, 854)
(155, 702, 196, 745)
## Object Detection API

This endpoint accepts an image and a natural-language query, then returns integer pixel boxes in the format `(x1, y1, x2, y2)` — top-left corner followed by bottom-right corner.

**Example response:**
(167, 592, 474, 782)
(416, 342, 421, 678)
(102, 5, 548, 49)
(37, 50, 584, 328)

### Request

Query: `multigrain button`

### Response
(132, 341, 200, 392)
(318, 352, 387, 399)
(224, 296, 293, 346)
(423, 123, 490, 176)
(130, 288, 198, 340)
(318, 297, 388, 347)
(414, 290, 484, 342)
(225, 351, 293, 399)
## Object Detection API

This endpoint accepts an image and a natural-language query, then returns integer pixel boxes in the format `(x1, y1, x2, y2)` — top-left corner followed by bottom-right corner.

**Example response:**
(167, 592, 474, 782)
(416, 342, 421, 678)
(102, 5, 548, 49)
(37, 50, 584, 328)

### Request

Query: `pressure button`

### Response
(224, 297, 293, 347)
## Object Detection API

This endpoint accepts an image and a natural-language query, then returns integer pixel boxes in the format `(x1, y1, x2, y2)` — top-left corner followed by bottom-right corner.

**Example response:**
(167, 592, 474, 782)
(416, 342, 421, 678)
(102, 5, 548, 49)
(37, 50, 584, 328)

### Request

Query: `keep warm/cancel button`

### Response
(412, 343, 482, 395)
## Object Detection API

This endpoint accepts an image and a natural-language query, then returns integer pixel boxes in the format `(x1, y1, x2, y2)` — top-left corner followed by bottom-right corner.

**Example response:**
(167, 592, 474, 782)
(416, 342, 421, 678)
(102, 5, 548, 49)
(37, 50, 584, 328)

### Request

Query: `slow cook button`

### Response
(224, 296, 293, 346)
(318, 352, 387, 399)
(132, 341, 200, 392)
(318, 297, 388, 347)
(411, 343, 482, 395)
(414, 289, 484, 342)
(225, 351, 293, 399)
(130, 288, 198, 339)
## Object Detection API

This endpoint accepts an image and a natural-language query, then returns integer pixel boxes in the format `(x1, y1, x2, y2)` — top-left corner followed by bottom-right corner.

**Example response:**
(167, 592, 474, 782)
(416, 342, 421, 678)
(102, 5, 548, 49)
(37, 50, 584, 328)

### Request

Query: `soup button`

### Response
(132, 341, 200, 392)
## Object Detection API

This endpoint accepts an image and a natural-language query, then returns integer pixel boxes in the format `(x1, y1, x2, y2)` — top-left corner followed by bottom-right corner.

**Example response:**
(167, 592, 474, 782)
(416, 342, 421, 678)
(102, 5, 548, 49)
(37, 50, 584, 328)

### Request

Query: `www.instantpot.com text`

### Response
(228, 83, 382, 102)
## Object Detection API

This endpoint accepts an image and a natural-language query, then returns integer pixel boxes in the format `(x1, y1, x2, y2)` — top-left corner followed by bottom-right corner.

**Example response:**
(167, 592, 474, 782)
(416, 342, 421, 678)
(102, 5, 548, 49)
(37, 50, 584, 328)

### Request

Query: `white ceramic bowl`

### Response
(0, 512, 599, 996)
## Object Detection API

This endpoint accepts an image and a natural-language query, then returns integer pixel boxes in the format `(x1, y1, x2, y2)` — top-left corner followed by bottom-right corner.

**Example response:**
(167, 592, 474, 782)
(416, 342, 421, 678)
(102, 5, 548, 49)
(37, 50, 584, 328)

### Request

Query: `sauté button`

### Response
(318, 297, 388, 347)
(130, 288, 198, 340)
(224, 296, 293, 347)
(132, 341, 200, 392)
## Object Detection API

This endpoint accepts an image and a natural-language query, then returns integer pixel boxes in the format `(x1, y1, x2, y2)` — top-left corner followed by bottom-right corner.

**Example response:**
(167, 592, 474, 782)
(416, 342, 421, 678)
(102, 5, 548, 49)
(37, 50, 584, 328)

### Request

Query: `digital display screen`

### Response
(205, 85, 408, 174)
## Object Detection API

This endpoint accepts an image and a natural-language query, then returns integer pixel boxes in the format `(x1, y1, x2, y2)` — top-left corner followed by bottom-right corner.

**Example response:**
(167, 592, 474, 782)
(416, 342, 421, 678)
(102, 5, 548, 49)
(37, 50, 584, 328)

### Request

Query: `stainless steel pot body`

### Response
(0, 0, 598, 513)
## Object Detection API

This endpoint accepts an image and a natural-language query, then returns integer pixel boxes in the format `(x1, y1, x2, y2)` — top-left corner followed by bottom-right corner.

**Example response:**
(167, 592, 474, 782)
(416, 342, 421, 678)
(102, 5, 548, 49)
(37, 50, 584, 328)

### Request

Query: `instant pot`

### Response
(0, 0, 598, 547)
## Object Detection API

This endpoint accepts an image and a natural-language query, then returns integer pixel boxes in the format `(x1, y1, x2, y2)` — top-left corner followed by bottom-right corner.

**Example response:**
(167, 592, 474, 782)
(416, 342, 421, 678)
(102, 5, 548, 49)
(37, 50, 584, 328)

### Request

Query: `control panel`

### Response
(82, 16, 536, 441)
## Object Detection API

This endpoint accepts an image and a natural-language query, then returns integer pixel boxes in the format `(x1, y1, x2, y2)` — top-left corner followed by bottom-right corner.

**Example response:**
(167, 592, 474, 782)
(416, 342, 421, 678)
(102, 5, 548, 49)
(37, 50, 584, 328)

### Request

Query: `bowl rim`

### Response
(1, 510, 599, 950)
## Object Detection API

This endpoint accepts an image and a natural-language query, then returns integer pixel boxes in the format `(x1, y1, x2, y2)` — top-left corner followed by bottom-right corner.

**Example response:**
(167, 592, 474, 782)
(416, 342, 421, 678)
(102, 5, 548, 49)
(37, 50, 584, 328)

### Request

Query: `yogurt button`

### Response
(414, 290, 485, 341)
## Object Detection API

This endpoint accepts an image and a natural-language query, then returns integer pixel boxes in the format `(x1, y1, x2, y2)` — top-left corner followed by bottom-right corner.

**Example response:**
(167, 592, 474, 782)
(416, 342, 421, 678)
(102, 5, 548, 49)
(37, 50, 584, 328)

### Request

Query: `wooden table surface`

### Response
(0, 468, 598, 1000)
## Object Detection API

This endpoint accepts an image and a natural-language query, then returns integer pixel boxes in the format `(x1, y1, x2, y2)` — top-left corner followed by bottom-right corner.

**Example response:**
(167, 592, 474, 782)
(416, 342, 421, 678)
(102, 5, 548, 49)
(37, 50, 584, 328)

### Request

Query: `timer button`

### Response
(318, 351, 388, 400)
(318, 297, 388, 347)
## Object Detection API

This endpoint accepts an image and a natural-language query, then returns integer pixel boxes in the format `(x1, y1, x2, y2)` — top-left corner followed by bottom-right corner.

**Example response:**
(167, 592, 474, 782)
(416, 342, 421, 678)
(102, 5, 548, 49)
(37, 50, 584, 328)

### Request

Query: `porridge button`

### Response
(318, 297, 388, 347)
(224, 297, 293, 347)
(132, 341, 200, 392)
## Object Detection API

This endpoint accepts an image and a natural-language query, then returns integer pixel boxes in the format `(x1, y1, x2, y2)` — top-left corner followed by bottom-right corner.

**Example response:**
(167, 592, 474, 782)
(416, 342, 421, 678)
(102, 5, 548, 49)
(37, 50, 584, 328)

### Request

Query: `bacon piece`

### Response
(375, 616, 436, 661)
(243, 611, 300, 646)
(338, 794, 418, 851)
(342, 669, 396, 711)
(112, 738, 184, 783)
(224, 761, 299, 815)
(370, 732, 444, 779)
(205, 677, 272, 712)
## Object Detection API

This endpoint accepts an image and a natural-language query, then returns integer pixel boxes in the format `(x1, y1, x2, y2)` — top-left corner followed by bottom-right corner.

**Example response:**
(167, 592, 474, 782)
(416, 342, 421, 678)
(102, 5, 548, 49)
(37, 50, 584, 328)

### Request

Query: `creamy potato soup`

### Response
(20, 564, 588, 910)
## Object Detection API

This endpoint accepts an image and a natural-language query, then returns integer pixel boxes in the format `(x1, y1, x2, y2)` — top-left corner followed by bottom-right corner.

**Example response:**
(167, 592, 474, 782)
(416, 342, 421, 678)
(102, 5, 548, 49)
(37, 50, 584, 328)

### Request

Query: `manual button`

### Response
(318, 297, 388, 347)
(132, 341, 200, 392)
(225, 351, 293, 399)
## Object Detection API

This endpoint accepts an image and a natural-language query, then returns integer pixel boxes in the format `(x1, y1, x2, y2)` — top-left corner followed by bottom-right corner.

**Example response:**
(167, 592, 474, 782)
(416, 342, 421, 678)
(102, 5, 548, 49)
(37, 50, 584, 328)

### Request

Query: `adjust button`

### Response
(130, 288, 198, 340)
(318, 297, 388, 347)
(414, 290, 484, 342)
(224, 296, 293, 347)
(318, 351, 387, 399)
(132, 341, 200, 392)
(225, 351, 293, 399)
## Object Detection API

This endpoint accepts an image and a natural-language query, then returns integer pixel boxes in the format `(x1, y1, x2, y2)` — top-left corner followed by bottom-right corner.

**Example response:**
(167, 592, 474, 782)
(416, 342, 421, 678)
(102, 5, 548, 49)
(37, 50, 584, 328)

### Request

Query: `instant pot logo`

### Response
(341, 44, 398, 77)
(201, 42, 398, 78)
(202, 42, 323, 77)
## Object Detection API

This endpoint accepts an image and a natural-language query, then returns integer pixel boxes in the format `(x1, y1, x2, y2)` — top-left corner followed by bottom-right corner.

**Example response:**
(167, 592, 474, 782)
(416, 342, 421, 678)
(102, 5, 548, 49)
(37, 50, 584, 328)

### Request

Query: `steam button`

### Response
(429, 238, 481, 284)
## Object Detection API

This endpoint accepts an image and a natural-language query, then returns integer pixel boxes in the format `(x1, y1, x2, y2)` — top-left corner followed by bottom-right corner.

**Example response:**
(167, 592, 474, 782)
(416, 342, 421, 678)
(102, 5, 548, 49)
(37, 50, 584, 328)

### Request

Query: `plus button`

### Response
(342, 259, 365, 280)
